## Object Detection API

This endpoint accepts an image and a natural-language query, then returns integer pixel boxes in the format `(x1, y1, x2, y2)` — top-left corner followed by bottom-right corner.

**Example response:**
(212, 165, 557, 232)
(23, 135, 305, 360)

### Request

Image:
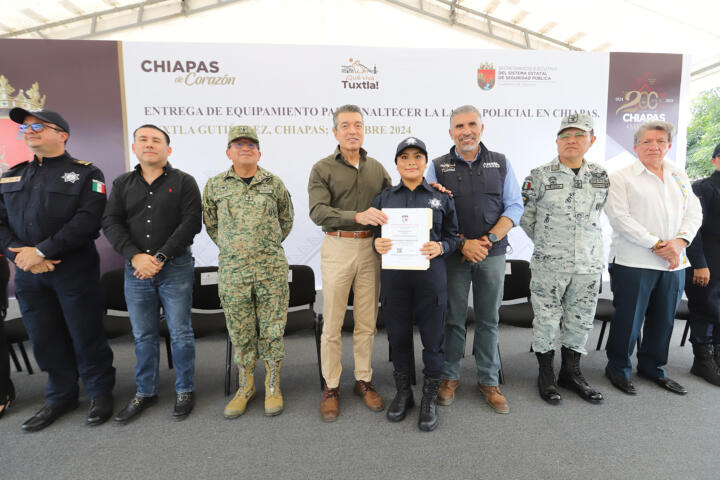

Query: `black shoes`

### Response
(536, 350, 562, 405)
(637, 371, 687, 395)
(557, 347, 603, 404)
(22, 401, 78, 432)
(387, 371, 414, 422)
(0, 380, 15, 419)
(690, 343, 720, 386)
(86, 394, 114, 426)
(114, 395, 158, 424)
(605, 368, 637, 395)
(418, 377, 441, 432)
(173, 392, 195, 421)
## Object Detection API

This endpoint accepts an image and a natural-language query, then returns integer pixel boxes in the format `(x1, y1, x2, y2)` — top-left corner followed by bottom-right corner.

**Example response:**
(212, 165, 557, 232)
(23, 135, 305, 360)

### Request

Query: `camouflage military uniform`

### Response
(203, 165, 294, 367)
(520, 157, 609, 354)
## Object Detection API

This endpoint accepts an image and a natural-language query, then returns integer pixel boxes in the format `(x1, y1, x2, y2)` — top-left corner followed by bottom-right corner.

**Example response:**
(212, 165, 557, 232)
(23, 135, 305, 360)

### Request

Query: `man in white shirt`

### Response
(604, 121, 702, 395)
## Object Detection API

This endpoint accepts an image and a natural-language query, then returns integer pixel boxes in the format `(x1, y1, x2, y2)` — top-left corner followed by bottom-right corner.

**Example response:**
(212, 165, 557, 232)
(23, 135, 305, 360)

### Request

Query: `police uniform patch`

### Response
(258, 185, 273, 194)
(546, 176, 563, 190)
(522, 180, 532, 190)
(91, 179, 106, 194)
(62, 172, 81, 183)
(589, 172, 609, 188)
(0, 176, 21, 184)
(428, 198, 442, 209)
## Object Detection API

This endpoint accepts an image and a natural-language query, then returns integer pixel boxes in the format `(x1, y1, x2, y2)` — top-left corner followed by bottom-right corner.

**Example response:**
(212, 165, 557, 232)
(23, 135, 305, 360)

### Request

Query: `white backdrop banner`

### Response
(120, 42, 690, 283)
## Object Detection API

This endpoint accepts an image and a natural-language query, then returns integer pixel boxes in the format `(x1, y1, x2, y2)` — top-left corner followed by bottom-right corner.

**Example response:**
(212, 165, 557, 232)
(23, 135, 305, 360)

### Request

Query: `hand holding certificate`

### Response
(377, 208, 438, 270)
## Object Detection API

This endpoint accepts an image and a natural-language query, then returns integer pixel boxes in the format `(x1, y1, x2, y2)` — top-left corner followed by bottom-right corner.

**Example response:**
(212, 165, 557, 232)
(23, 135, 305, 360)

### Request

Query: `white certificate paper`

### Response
(381, 208, 432, 270)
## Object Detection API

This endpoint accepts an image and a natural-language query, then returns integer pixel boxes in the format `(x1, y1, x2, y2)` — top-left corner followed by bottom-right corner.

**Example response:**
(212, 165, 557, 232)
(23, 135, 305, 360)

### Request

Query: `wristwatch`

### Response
(488, 233, 499, 244)
(154, 251, 168, 263)
(437, 242, 444, 255)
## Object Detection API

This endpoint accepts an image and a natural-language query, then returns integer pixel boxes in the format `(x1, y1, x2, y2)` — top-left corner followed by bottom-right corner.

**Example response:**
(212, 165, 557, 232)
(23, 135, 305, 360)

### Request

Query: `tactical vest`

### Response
(432, 145, 508, 256)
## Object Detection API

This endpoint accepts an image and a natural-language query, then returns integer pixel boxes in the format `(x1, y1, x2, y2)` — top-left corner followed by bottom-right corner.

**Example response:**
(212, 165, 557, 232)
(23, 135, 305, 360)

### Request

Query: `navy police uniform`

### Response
(685, 170, 720, 345)
(372, 179, 459, 378)
(0, 152, 115, 406)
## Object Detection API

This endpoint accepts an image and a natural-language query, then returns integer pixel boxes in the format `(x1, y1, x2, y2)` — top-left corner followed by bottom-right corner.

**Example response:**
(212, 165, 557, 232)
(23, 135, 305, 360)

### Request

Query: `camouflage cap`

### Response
(558, 113, 594, 135)
(227, 125, 259, 145)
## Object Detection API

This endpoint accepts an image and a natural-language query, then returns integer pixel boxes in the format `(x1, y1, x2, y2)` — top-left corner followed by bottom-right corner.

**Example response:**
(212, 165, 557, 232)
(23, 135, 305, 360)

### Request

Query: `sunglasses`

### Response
(558, 131, 588, 139)
(18, 123, 64, 134)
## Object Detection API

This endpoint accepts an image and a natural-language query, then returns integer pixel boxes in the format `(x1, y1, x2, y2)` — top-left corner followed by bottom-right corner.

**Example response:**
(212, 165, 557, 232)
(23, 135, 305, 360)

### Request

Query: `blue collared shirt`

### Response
(425, 146, 524, 226)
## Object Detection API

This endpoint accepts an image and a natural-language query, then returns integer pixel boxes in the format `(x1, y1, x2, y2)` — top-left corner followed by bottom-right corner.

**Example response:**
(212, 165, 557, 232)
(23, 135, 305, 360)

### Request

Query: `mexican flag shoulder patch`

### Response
(92, 179, 106, 194)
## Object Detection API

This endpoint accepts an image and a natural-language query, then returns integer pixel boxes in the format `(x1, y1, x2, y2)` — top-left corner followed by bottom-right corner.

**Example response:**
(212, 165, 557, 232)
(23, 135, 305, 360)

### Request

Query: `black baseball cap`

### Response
(395, 137, 428, 163)
(9, 108, 70, 134)
(713, 142, 720, 159)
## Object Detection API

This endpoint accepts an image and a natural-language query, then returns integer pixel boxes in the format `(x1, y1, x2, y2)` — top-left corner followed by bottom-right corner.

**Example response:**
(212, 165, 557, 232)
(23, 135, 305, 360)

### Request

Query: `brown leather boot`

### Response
(478, 384, 509, 414)
(320, 386, 339, 422)
(354, 380, 384, 412)
(437, 379, 460, 406)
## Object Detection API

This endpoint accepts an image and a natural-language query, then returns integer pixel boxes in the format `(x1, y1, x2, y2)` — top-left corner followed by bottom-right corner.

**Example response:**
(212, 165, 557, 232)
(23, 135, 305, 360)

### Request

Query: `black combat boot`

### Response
(713, 344, 720, 369)
(535, 350, 562, 405)
(690, 343, 720, 386)
(418, 377, 441, 432)
(387, 371, 414, 422)
(557, 346, 603, 404)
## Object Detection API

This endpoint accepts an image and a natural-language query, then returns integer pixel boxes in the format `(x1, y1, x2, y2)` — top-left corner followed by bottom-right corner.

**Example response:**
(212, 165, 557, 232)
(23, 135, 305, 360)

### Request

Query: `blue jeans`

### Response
(443, 253, 505, 385)
(125, 252, 195, 396)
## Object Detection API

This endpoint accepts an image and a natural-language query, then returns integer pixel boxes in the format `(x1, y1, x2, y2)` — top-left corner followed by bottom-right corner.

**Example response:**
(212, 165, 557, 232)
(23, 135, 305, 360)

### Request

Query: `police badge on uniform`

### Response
(428, 198, 441, 209)
(62, 172, 80, 183)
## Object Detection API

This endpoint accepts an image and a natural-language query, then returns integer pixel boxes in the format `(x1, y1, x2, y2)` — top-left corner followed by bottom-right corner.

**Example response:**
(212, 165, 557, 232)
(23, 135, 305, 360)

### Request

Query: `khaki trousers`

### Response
(320, 235, 380, 388)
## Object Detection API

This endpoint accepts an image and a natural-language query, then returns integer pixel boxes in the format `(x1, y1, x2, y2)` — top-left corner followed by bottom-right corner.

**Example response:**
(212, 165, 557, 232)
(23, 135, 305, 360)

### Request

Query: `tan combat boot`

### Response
(223, 365, 256, 419)
(264, 360, 283, 416)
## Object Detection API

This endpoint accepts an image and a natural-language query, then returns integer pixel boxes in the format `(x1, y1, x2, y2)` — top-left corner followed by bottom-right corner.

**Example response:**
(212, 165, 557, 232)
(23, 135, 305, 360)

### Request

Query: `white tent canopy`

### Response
(2, 0, 718, 95)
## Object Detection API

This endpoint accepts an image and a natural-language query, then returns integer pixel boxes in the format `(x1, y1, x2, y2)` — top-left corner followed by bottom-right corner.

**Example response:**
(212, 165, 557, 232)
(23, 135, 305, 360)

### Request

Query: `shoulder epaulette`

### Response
(6, 160, 29, 172)
(73, 159, 92, 166)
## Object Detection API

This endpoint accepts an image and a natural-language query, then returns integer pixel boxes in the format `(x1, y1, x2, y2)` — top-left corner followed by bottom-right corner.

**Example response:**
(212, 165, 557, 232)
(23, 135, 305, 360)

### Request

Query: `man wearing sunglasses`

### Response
(203, 126, 294, 418)
(520, 113, 607, 406)
(0, 108, 115, 431)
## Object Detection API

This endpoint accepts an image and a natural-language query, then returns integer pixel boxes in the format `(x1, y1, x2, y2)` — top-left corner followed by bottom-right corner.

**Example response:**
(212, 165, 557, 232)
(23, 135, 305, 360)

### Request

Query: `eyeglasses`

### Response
(558, 131, 588, 139)
(18, 123, 64, 134)
(639, 140, 669, 147)
(229, 141, 258, 150)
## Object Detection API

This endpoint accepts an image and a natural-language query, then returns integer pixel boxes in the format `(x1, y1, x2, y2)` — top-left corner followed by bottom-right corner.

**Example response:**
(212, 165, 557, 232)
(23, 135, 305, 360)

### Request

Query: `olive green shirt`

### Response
(203, 165, 293, 280)
(308, 146, 392, 232)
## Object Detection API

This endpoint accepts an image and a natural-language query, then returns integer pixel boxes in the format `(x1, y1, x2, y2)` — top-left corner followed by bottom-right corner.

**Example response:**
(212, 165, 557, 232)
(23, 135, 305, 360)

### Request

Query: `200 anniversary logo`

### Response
(614, 75, 671, 124)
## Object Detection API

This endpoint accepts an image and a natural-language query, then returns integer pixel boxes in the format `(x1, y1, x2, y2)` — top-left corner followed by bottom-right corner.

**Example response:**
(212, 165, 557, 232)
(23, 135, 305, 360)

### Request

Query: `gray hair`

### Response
(450, 105, 482, 126)
(333, 104, 364, 130)
(633, 121, 675, 145)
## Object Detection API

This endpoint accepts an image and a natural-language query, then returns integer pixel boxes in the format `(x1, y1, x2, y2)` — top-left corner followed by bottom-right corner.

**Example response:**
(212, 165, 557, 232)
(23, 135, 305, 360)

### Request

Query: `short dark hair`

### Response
(133, 124, 170, 145)
(332, 105, 363, 130)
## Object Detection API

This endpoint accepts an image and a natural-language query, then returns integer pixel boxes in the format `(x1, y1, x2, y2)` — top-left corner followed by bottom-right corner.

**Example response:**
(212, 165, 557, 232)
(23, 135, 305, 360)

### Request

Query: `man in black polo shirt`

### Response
(102, 124, 202, 423)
